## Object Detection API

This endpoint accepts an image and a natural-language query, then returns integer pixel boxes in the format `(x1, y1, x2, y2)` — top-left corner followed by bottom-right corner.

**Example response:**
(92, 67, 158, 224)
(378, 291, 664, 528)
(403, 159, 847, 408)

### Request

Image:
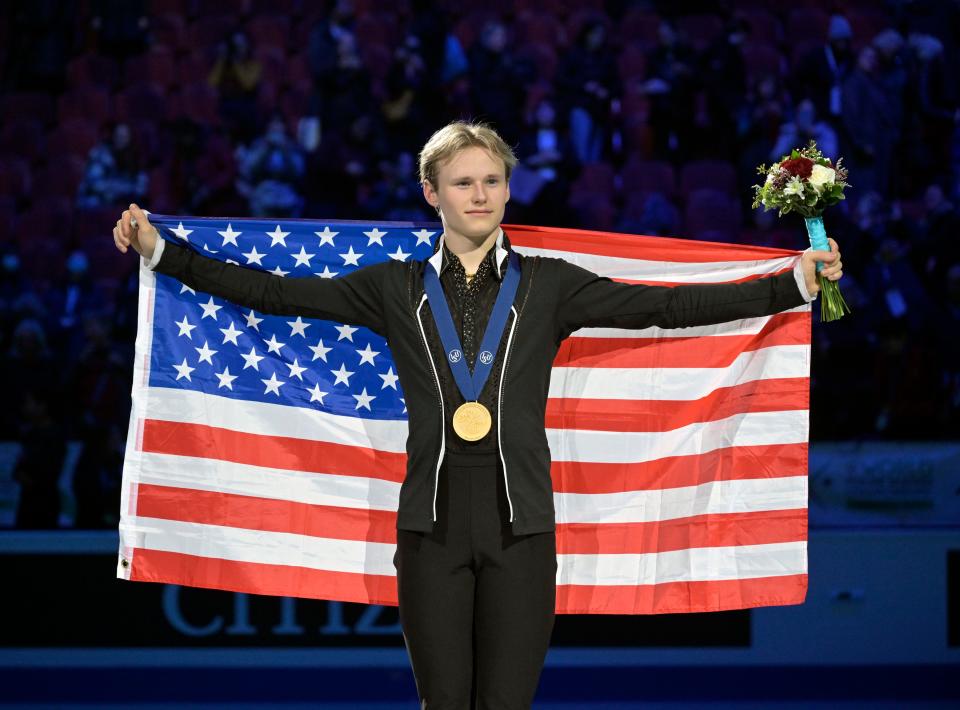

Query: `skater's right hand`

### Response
(114, 203, 158, 261)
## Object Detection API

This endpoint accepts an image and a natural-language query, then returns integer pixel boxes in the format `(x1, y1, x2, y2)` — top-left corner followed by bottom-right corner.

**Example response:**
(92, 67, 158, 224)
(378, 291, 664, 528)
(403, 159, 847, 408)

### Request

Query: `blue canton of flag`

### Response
(147, 215, 441, 421)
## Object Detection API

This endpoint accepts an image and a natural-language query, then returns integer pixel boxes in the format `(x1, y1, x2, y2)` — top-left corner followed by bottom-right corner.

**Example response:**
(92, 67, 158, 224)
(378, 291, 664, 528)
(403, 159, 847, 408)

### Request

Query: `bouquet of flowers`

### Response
(752, 140, 851, 321)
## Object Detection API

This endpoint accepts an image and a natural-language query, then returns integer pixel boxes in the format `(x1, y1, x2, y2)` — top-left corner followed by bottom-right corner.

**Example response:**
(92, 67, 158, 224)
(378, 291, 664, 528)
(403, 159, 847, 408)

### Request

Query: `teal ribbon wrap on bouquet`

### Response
(804, 215, 828, 273)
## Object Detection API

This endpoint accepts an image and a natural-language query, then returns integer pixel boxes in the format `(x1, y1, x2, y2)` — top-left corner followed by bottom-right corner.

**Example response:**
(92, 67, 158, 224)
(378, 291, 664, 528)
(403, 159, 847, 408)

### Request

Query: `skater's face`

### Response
(423, 146, 510, 246)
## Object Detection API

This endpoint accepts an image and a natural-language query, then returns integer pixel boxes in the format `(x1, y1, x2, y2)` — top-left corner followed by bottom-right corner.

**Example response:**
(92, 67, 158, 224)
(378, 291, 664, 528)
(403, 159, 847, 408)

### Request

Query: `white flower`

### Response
(765, 171, 775, 186)
(783, 176, 805, 198)
(808, 164, 836, 192)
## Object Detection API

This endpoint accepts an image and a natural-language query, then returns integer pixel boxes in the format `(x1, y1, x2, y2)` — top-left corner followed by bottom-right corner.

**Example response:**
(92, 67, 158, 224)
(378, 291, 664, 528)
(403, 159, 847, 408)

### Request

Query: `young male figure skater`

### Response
(114, 121, 843, 709)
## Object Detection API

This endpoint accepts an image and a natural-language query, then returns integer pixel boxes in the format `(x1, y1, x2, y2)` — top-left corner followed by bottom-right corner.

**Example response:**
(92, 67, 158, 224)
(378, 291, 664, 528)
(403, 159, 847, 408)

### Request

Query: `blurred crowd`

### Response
(1, 0, 959, 528)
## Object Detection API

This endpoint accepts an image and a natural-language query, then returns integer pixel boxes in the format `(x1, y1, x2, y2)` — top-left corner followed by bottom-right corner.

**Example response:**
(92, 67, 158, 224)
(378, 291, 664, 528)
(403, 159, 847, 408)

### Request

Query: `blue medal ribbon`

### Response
(423, 249, 520, 402)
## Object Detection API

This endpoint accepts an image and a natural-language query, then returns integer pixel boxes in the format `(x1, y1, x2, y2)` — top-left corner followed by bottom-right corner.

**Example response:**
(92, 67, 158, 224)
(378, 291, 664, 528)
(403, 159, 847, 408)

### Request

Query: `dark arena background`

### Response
(1, 0, 958, 708)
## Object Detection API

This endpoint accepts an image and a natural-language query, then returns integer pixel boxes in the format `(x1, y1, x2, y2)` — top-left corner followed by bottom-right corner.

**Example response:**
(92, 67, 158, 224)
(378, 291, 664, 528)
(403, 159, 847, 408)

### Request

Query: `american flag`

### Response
(118, 214, 811, 614)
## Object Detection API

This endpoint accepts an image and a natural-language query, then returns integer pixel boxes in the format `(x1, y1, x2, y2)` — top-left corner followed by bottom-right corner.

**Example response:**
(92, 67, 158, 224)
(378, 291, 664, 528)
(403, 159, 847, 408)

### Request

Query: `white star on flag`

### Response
(286, 359, 307, 380)
(331, 363, 354, 386)
(353, 387, 376, 411)
(269, 265, 290, 277)
(195, 341, 218, 365)
(379, 367, 400, 390)
(307, 383, 328, 404)
(316, 265, 338, 278)
(244, 310, 263, 331)
(267, 225, 290, 247)
(339, 246, 363, 266)
(173, 357, 194, 381)
(292, 246, 315, 267)
(215, 366, 237, 390)
(309, 339, 332, 362)
(179, 284, 196, 295)
(287, 317, 310, 337)
(261, 372, 285, 396)
(175, 316, 196, 339)
(263, 334, 285, 354)
(314, 227, 338, 247)
(199, 296, 222, 320)
(219, 321, 242, 346)
(356, 343, 380, 366)
(335, 324, 358, 342)
(242, 245, 265, 265)
(171, 222, 193, 240)
(364, 228, 387, 246)
(413, 229, 435, 245)
(217, 223, 241, 246)
(388, 245, 411, 261)
(202, 243, 218, 254)
(240, 347, 264, 371)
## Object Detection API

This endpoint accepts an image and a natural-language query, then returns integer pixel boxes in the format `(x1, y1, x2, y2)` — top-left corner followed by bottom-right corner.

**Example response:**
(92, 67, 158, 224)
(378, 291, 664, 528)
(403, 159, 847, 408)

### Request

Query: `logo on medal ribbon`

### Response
(479, 350, 493, 365)
(448, 349, 462, 363)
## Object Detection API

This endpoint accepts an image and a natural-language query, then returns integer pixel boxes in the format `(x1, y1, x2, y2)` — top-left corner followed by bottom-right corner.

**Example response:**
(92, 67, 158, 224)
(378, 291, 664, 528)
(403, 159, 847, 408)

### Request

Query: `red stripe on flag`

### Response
(546, 377, 809, 433)
(141, 420, 407, 482)
(555, 311, 810, 368)
(505, 223, 803, 263)
(130, 547, 400, 606)
(551, 442, 808, 494)
(135, 483, 398, 543)
(556, 573, 809, 614)
(134, 484, 804, 555)
(128, 548, 807, 614)
(557, 509, 807, 555)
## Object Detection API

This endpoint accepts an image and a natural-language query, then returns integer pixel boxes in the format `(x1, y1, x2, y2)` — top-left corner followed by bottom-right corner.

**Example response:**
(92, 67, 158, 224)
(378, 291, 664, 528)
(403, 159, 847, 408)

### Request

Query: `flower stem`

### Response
(818, 274, 851, 322)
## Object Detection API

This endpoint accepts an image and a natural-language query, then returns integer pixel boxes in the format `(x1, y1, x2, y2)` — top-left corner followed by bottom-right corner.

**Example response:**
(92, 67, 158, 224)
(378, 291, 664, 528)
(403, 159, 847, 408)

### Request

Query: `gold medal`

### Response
(452, 401, 491, 441)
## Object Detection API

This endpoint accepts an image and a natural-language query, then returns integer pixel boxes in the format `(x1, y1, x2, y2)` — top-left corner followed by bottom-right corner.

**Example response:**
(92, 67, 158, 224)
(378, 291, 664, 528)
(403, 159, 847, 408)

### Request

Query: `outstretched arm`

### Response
(554, 241, 842, 338)
(114, 204, 389, 335)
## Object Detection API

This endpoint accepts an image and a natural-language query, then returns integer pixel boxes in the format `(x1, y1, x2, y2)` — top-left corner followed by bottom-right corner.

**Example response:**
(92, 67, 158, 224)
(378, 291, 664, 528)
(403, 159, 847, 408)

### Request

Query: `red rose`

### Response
(780, 157, 814, 179)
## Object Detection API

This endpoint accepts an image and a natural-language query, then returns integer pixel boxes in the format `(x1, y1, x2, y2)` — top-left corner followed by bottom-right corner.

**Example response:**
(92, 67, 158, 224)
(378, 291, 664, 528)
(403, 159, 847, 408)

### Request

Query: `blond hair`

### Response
(418, 120, 518, 187)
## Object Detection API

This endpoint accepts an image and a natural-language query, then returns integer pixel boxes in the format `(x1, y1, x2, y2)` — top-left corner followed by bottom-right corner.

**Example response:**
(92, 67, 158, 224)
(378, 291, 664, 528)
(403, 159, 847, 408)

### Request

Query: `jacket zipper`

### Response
(415, 294, 446, 522)
(497, 307, 520, 521)
(498, 256, 539, 523)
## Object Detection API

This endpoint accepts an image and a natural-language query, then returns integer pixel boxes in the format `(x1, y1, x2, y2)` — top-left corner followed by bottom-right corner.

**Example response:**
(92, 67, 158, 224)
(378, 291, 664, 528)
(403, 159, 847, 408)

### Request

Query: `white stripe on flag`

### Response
(547, 409, 809, 463)
(556, 541, 808, 586)
(134, 450, 401, 510)
(514, 248, 797, 282)
(554, 475, 807, 524)
(141, 386, 409, 451)
(548, 344, 809, 400)
(572, 303, 809, 339)
(123, 516, 396, 575)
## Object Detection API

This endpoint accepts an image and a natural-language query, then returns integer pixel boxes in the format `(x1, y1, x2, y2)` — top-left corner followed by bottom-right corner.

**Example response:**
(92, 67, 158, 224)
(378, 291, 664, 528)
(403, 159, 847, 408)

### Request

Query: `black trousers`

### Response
(394, 451, 557, 709)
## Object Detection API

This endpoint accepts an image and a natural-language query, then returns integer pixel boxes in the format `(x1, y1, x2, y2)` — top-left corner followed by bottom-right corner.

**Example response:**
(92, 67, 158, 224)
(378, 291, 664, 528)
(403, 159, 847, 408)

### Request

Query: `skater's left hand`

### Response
(801, 237, 843, 296)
